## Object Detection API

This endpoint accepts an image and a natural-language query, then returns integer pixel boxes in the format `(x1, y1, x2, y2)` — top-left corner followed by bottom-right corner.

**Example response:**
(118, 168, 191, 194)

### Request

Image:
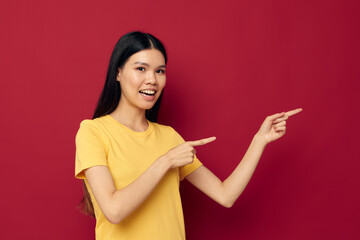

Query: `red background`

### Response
(1, 0, 359, 239)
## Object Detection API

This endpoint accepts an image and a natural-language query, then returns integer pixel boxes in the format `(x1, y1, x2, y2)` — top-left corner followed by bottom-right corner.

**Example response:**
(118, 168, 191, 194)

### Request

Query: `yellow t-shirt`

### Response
(75, 115, 202, 240)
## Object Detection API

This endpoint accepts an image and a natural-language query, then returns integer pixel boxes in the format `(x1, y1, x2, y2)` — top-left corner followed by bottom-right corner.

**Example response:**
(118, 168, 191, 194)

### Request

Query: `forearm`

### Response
(222, 134, 267, 207)
(107, 157, 170, 223)
(95, 137, 205, 224)
(186, 110, 301, 208)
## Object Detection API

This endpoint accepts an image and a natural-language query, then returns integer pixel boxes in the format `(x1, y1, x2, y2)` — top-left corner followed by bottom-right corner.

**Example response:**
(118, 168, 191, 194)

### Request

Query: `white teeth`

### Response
(140, 90, 156, 95)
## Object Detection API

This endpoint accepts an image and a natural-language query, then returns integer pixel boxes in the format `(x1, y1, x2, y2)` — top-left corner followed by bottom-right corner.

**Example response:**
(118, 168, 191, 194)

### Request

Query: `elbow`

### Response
(219, 188, 234, 208)
(224, 203, 233, 208)
(108, 217, 122, 225)
(219, 196, 234, 208)
(103, 206, 126, 224)
(105, 212, 125, 225)
(102, 194, 132, 224)
(105, 212, 122, 225)
(222, 201, 234, 208)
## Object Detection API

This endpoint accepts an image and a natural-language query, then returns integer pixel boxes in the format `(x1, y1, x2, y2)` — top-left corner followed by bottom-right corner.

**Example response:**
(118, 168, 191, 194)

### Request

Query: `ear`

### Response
(116, 68, 121, 82)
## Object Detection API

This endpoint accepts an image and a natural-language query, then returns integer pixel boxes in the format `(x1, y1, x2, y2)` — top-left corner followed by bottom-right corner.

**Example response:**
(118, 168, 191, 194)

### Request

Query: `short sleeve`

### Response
(168, 127, 203, 181)
(179, 155, 203, 181)
(75, 120, 108, 179)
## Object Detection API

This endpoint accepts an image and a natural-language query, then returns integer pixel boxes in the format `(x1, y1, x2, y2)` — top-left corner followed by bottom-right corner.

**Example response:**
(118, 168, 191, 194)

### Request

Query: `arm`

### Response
(186, 134, 266, 208)
(186, 108, 303, 208)
(84, 136, 216, 224)
(84, 157, 170, 224)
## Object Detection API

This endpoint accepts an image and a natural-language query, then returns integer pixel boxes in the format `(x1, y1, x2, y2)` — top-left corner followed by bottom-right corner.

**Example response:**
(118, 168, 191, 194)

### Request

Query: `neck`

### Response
(109, 99, 149, 132)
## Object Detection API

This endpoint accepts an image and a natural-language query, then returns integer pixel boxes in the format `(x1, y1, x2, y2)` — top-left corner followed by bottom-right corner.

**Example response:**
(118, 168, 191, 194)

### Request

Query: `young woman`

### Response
(75, 31, 302, 239)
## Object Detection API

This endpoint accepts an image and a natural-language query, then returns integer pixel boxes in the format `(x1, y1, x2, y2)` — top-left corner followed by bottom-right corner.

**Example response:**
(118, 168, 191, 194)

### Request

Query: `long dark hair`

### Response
(79, 31, 168, 217)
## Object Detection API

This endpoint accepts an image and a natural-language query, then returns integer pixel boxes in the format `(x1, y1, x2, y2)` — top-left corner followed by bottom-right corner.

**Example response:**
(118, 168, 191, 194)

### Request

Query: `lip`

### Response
(139, 88, 158, 92)
(139, 91, 156, 101)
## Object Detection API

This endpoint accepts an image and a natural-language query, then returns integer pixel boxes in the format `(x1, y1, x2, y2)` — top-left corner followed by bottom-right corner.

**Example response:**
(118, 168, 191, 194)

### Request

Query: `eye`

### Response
(137, 67, 145, 71)
(156, 69, 166, 74)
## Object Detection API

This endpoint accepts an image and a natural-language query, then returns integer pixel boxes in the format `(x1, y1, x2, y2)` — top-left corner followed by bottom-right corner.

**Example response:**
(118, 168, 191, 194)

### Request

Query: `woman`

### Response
(75, 31, 302, 239)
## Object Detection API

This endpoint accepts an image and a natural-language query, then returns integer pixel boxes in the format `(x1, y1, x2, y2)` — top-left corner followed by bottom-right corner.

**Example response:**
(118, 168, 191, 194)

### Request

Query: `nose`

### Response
(145, 71, 157, 85)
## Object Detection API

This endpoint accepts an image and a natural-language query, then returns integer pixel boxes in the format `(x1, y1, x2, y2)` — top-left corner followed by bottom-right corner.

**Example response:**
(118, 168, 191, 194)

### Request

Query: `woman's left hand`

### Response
(255, 108, 303, 145)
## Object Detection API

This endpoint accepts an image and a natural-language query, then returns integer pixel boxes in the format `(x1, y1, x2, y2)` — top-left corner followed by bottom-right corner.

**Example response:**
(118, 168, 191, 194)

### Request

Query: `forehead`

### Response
(127, 49, 165, 66)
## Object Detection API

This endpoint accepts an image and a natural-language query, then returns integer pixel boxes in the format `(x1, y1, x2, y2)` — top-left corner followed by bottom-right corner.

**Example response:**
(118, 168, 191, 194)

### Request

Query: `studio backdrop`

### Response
(0, 0, 359, 239)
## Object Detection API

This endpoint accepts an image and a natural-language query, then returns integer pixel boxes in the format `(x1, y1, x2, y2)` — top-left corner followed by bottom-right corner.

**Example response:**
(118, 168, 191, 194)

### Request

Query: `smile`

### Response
(139, 90, 156, 96)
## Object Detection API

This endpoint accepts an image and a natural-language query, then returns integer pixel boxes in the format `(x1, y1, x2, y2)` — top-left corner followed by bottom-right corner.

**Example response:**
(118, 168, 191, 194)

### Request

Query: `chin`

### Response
(136, 102, 156, 110)
(141, 98, 160, 109)
(144, 104, 156, 110)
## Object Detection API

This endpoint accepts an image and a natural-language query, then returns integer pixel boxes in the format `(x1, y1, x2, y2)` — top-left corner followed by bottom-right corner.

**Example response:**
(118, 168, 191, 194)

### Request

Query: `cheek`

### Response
(159, 77, 167, 89)
(121, 73, 142, 90)
(129, 72, 143, 85)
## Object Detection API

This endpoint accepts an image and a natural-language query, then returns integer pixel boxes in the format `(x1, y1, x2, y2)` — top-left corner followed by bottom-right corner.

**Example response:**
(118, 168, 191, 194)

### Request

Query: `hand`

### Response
(255, 108, 303, 144)
(162, 137, 216, 168)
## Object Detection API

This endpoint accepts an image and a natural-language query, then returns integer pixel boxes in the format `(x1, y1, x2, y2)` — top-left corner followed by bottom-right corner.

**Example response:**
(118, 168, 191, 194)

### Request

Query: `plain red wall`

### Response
(1, 0, 359, 239)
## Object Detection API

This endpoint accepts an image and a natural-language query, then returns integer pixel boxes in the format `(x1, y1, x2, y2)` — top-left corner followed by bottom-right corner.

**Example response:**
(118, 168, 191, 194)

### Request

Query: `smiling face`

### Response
(116, 48, 167, 111)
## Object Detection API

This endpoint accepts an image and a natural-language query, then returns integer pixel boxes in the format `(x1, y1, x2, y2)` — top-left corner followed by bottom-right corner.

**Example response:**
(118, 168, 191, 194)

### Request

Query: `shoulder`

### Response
(77, 119, 99, 135)
(79, 116, 107, 128)
(76, 116, 109, 140)
(76, 119, 97, 139)
(75, 118, 110, 152)
(77, 115, 111, 131)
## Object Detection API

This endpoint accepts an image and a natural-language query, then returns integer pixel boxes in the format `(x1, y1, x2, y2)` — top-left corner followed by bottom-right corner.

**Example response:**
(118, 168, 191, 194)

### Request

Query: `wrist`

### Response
(156, 155, 172, 172)
(253, 133, 268, 147)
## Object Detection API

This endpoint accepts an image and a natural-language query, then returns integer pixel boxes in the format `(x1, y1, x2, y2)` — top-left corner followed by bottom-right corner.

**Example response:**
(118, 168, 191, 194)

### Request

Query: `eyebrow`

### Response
(133, 62, 166, 68)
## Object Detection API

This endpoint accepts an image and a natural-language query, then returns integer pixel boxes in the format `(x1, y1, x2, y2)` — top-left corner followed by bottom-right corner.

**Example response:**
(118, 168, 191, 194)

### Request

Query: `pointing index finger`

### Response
(285, 108, 303, 117)
(187, 137, 216, 147)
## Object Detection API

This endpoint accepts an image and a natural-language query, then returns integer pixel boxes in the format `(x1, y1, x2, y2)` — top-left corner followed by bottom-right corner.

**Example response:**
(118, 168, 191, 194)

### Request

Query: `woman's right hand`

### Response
(161, 137, 216, 168)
